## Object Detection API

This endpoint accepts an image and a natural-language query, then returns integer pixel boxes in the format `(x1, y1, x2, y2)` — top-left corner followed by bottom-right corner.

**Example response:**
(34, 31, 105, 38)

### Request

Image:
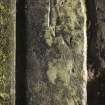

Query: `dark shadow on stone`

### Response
(87, 79, 99, 105)
(87, 0, 97, 60)
(16, 0, 27, 105)
(86, 0, 97, 105)
(87, 0, 105, 105)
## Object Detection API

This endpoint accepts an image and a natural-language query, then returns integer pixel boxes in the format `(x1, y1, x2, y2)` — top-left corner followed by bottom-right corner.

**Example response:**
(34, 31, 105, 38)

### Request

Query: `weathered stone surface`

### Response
(0, 0, 16, 105)
(26, 0, 87, 105)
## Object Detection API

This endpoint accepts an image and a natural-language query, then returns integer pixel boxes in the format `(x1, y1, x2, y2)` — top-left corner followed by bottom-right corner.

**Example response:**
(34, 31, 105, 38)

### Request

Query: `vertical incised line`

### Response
(48, 0, 51, 27)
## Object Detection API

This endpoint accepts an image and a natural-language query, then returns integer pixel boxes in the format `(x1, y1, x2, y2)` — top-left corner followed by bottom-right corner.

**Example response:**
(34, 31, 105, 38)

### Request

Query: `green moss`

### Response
(55, 0, 84, 51)
(46, 0, 85, 104)
(26, 0, 86, 105)
(47, 58, 73, 85)
(44, 27, 53, 47)
(0, 0, 11, 104)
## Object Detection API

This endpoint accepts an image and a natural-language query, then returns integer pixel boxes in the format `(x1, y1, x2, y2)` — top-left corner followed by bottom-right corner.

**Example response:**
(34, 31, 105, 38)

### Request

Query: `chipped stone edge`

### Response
(10, 0, 16, 105)
(80, 0, 87, 105)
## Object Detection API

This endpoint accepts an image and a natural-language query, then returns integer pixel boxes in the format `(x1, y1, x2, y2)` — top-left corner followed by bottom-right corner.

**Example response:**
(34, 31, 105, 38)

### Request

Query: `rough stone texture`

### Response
(87, 0, 105, 105)
(26, 0, 87, 105)
(0, 0, 16, 105)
